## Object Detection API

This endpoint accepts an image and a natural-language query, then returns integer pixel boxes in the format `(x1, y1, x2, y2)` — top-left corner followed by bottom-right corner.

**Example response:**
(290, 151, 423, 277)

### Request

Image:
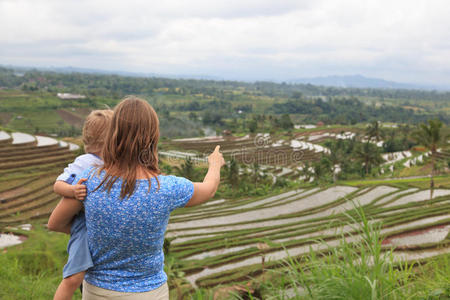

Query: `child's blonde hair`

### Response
(82, 109, 114, 154)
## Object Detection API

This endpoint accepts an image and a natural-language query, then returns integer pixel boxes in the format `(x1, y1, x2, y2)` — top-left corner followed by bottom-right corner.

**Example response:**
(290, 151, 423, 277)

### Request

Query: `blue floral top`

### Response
(76, 167, 194, 292)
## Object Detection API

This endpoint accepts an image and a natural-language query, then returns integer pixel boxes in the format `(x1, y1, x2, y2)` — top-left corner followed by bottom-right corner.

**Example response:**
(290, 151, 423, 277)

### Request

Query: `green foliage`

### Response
(354, 142, 384, 176)
(2, 66, 450, 106)
(312, 157, 333, 183)
(271, 97, 448, 125)
(173, 157, 203, 182)
(248, 119, 258, 133)
(365, 120, 384, 142)
(411, 254, 450, 300)
(412, 119, 447, 152)
(159, 116, 204, 138)
(279, 114, 294, 130)
(217, 160, 291, 198)
(202, 111, 226, 126)
(224, 158, 239, 188)
(1, 67, 449, 140)
(311, 138, 385, 181)
(412, 119, 449, 194)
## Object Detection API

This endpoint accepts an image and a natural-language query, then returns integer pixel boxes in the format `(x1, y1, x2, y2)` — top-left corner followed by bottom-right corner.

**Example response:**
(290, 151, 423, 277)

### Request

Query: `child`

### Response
(48, 109, 113, 300)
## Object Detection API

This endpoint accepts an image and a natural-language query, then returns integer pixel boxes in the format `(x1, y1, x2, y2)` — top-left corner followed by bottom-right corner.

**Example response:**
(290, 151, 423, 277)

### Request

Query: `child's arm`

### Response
(48, 178, 87, 234)
(53, 179, 87, 200)
(47, 197, 83, 234)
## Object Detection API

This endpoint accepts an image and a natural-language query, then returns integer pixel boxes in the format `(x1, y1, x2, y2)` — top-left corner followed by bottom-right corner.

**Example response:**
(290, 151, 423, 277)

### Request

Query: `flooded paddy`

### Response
(0, 233, 26, 249)
(35, 135, 58, 147)
(385, 189, 450, 207)
(168, 186, 357, 232)
(383, 224, 450, 248)
(166, 183, 450, 287)
(11, 132, 35, 144)
(0, 131, 10, 141)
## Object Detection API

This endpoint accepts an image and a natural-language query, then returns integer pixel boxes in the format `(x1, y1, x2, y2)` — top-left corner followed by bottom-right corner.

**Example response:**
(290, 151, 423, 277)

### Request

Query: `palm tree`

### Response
(313, 157, 332, 182)
(226, 158, 239, 188)
(252, 163, 262, 187)
(366, 121, 384, 142)
(412, 119, 448, 200)
(173, 157, 197, 181)
(328, 141, 344, 183)
(354, 142, 383, 176)
(298, 162, 314, 183)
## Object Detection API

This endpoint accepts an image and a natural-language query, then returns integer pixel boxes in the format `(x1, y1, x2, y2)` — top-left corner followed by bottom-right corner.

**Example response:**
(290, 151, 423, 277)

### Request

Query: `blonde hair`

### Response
(95, 96, 160, 199)
(82, 110, 114, 154)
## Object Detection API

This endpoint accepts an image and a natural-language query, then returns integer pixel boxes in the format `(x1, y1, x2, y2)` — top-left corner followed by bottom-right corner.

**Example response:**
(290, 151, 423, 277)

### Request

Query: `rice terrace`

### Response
(0, 67, 449, 299)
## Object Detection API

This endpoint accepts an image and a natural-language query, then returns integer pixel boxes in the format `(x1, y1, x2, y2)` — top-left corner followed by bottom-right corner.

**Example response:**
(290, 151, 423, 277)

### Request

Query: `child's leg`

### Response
(53, 271, 85, 300)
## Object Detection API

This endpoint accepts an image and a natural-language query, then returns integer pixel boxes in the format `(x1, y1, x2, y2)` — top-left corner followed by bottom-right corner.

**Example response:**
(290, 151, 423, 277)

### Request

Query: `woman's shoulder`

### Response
(157, 175, 194, 208)
(158, 174, 192, 186)
(157, 175, 193, 192)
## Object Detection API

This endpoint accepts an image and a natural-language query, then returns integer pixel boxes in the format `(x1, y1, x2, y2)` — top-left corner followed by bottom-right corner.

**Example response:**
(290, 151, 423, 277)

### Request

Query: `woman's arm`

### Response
(47, 197, 83, 234)
(185, 145, 225, 207)
(48, 178, 87, 233)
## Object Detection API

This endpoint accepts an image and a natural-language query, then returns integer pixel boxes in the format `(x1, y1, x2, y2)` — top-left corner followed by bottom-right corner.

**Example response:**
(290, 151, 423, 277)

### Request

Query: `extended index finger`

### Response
(214, 145, 221, 153)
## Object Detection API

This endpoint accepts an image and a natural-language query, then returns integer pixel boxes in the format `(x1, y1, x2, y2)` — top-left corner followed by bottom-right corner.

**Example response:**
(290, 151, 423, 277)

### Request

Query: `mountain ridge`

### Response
(289, 74, 447, 91)
(2, 64, 448, 91)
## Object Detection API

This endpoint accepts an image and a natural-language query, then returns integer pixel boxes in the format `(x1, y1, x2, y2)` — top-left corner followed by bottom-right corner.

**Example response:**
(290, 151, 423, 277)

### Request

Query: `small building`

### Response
(222, 129, 232, 136)
(57, 93, 86, 100)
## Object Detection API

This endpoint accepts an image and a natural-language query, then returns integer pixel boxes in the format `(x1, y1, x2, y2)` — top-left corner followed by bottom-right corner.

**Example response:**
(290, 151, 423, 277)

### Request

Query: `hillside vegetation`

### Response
(0, 67, 449, 138)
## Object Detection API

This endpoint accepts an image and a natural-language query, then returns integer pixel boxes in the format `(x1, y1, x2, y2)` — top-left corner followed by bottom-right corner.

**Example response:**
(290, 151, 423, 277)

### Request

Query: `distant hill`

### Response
(289, 75, 446, 91)
(4, 65, 449, 90)
(2, 65, 222, 81)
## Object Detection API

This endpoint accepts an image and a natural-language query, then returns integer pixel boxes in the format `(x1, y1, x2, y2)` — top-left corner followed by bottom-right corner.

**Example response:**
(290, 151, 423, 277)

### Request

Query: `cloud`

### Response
(0, 0, 449, 85)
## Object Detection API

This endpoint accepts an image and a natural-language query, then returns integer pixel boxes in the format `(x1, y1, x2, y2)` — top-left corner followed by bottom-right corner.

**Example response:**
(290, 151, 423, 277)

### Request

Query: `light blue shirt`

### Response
(58, 153, 102, 278)
(76, 167, 194, 293)
(56, 153, 103, 182)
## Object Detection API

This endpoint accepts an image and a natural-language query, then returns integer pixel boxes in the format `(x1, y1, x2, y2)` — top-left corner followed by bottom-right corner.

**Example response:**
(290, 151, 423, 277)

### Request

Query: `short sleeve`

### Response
(72, 167, 95, 186)
(168, 176, 194, 211)
(56, 165, 77, 183)
(56, 155, 90, 182)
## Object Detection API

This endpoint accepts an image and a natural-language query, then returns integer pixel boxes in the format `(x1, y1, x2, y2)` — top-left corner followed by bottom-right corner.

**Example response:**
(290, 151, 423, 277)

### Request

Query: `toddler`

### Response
(48, 109, 113, 300)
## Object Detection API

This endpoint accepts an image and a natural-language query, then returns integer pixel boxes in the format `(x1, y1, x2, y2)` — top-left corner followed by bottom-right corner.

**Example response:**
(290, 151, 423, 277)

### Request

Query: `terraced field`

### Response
(1, 128, 449, 296)
(170, 134, 322, 168)
(167, 181, 450, 289)
(0, 131, 78, 225)
(168, 129, 446, 182)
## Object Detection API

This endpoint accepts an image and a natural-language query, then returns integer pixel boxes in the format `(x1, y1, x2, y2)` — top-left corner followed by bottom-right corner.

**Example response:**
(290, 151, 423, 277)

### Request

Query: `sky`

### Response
(1, 0, 450, 86)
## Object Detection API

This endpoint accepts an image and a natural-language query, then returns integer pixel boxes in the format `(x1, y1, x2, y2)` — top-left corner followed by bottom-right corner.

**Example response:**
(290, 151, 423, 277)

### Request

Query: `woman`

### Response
(75, 96, 224, 299)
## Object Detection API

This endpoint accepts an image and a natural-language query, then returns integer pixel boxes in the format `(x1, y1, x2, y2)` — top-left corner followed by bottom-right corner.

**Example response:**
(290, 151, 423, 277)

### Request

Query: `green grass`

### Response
(0, 90, 63, 111)
(0, 223, 82, 300)
(7, 110, 72, 133)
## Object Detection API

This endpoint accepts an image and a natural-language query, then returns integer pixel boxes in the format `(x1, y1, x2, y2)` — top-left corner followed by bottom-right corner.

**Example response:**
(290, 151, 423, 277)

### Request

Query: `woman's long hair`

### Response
(95, 96, 160, 199)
